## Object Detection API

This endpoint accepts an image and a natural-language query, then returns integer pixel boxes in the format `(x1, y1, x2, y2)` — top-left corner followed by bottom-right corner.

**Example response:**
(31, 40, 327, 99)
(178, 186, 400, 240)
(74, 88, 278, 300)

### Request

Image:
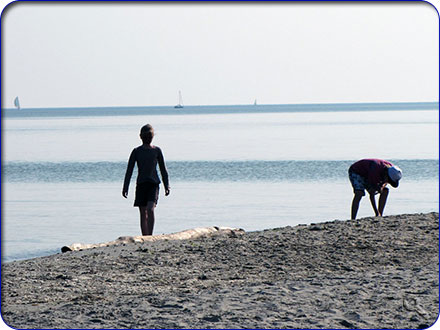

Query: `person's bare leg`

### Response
(378, 187, 389, 216)
(351, 191, 364, 220)
(139, 206, 149, 235)
(146, 201, 156, 235)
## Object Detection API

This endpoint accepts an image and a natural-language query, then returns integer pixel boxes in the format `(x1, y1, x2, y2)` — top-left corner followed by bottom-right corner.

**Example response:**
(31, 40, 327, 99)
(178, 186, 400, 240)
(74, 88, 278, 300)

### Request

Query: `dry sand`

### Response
(1, 213, 439, 329)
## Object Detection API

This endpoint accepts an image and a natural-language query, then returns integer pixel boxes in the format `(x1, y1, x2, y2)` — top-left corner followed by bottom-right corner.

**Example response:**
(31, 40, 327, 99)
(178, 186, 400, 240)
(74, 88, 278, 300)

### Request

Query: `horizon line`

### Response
(3, 100, 439, 111)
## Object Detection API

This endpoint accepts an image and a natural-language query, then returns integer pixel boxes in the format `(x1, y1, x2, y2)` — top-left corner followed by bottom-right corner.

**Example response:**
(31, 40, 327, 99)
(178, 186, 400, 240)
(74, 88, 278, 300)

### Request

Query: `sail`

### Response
(174, 91, 184, 108)
(14, 97, 20, 110)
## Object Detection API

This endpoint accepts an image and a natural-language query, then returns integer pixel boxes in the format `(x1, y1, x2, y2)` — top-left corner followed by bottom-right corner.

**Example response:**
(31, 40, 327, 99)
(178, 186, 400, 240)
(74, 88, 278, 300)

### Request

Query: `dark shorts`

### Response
(348, 169, 369, 196)
(134, 182, 159, 207)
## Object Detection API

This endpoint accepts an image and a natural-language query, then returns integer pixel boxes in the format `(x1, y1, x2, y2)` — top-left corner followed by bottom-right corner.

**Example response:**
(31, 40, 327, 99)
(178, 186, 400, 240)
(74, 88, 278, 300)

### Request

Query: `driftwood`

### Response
(61, 226, 244, 253)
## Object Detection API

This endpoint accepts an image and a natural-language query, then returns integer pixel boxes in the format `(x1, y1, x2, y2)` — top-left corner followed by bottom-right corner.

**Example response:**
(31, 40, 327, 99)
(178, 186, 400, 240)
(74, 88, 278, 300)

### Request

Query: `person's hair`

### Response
(140, 124, 154, 143)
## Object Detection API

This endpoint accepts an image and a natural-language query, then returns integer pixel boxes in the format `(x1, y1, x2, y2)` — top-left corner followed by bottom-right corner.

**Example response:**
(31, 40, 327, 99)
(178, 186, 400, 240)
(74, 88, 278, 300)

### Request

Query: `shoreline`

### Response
(2, 212, 439, 329)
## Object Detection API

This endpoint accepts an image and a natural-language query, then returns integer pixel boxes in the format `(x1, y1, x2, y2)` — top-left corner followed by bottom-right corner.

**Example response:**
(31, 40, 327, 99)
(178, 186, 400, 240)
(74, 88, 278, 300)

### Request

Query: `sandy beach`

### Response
(2, 212, 438, 329)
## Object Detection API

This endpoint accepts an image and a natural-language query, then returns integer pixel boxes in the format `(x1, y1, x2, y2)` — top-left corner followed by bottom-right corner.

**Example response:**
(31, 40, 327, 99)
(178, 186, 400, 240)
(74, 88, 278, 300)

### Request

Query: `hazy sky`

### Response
(1, 2, 438, 108)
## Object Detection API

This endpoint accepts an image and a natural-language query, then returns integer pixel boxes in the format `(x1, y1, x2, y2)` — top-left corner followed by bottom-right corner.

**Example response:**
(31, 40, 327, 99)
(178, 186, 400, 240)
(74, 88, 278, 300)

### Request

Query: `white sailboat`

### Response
(174, 91, 184, 109)
(14, 96, 21, 110)
(254, 99, 257, 106)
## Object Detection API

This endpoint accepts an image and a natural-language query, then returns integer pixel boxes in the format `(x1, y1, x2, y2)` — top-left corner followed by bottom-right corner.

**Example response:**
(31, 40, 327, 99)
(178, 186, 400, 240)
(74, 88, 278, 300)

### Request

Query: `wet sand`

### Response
(2, 212, 439, 329)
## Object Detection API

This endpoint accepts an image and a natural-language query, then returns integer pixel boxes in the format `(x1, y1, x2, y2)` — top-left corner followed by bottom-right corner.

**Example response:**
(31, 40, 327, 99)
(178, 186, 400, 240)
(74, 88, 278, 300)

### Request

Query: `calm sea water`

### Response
(2, 103, 439, 262)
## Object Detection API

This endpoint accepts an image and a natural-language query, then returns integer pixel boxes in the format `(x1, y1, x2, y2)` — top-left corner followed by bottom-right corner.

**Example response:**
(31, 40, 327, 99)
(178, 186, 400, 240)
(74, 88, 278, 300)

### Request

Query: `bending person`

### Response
(348, 158, 402, 220)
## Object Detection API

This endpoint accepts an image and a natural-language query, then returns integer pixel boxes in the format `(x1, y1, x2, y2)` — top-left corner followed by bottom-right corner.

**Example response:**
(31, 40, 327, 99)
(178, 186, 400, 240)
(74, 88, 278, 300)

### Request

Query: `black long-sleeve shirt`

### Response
(123, 145, 169, 193)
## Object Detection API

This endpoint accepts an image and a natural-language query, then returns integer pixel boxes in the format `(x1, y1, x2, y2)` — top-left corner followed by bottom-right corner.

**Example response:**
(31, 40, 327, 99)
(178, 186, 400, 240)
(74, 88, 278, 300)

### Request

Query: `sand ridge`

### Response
(2, 213, 439, 329)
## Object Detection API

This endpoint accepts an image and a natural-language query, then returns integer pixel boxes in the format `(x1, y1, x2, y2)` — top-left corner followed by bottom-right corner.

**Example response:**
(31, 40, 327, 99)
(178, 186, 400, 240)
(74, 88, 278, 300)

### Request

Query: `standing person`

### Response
(348, 158, 402, 220)
(122, 124, 170, 235)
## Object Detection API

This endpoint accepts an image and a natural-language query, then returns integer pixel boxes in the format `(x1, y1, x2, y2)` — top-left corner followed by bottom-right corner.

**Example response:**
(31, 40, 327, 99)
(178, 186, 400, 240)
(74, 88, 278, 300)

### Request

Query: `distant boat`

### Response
(14, 96, 21, 110)
(254, 99, 257, 106)
(174, 91, 184, 109)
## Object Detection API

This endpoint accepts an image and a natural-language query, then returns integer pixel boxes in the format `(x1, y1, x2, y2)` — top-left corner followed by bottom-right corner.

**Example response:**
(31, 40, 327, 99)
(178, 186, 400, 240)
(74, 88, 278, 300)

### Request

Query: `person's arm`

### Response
(378, 186, 389, 216)
(368, 188, 379, 216)
(157, 148, 170, 196)
(369, 183, 388, 216)
(122, 149, 136, 198)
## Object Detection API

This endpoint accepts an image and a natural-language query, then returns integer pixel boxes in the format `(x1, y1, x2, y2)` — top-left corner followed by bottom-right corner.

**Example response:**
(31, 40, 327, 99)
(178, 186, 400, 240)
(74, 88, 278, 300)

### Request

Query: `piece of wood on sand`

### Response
(61, 226, 245, 253)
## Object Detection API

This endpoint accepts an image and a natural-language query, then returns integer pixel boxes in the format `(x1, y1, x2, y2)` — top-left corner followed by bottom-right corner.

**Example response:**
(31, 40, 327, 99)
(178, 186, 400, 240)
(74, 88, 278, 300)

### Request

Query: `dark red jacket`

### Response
(349, 159, 392, 192)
